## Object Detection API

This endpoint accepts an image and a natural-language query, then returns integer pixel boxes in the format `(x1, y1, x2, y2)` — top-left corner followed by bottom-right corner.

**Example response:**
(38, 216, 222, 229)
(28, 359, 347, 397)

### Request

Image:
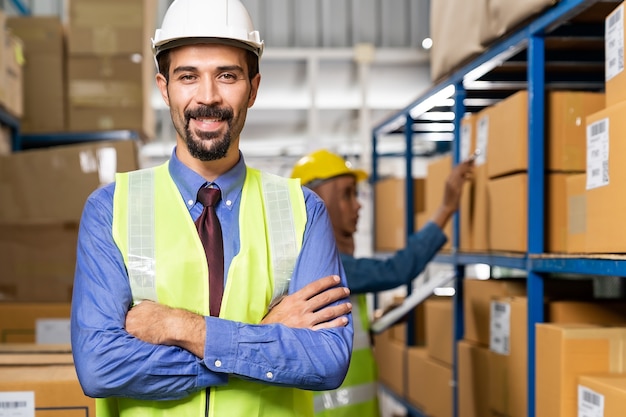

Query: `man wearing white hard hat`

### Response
(291, 149, 474, 417)
(71, 1, 353, 416)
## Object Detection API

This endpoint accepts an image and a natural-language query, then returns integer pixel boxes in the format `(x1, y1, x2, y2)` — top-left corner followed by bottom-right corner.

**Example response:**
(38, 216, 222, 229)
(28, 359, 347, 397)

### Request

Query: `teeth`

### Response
(196, 118, 219, 123)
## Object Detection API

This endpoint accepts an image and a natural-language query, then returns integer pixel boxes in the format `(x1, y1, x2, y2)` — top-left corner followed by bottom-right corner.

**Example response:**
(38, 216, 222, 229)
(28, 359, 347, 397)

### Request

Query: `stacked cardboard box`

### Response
(64, 0, 157, 139)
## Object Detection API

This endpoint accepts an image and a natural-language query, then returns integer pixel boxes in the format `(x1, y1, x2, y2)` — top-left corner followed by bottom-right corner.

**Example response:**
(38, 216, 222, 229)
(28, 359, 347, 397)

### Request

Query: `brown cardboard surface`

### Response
(430, 0, 485, 81)
(406, 346, 453, 417)
(65, 0, 156, 56)
(578, 375, 626, 417)
(0, 140, 139, 223)
(546, 173, 587, 253)
(0, 223, 78, 302)
(458, 340, 490, 417)
(373, 330, 406, 397)
(463, 278, 526, 346)
(585, 100, 626, 252)
(548, 301, 626, 325)
(374, 177, 425, 252)
(2, 32, 24, 118)
(7, 17, 66, 133)
(471, 164, 490, 252)
(488, 296, 527, 417)
(425, 297, 453, 366)
(480, 0, 557, 46)
(0, 303, 71, 343)
(565, 174, 587, 253)
(547, 91, 604, 171)
(488, 173, 528, 252)
(459, 114, 477, 252)
(535, 323, 626, 417)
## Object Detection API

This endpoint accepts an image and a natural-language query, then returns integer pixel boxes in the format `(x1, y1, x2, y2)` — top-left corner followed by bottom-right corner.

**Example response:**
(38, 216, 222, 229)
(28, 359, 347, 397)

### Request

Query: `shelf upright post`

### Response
(403, 113, 416, 347)
(451, 81, 466, 417)
(526, 33, 546, 417)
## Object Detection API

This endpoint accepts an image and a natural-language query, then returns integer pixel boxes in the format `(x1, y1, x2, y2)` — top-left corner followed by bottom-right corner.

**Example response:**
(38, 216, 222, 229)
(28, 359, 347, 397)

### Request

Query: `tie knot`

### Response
(197, 187, 221, 207)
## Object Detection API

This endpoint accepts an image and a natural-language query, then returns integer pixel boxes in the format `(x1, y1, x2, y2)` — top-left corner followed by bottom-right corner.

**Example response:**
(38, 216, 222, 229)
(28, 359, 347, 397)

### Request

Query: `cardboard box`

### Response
(65, 0, 156, 56)
(548, 301, 626, 325)
(406, 346, 453, 417)
(585, 100, 626, 252)
(472, 111, 491, 252)
(547, 91, 604, 172)
(373, 329, 406, 396)
(459, 114, 476, 252)
(457, 340, 490, 417)
(488, 296, 527, 417)
(546, 173, 588, 253)
(578, 375, 626, 417)
(0, 140, 139, 223)
(0, 223, 78, 302)
(486, 91, 528, 179)
(424, 154, 453, 251)
(565, 173, 587, 253)
(488, 173, 527, 252)
(430, 0, 485, 81)
(7, 16, 66, 133)
(0, 303, 71, 343)
(67, 55, 155, 139)
(480, 0, 557, 46)
(535, 323, 626, 417)
(374, 177, 425, 252)
(425, 297, 453, 366)
(0, 344, 94, 417)
(606, 3, 626, 107)
(1, 31, 24, 118)
(463, 278, 526, 346)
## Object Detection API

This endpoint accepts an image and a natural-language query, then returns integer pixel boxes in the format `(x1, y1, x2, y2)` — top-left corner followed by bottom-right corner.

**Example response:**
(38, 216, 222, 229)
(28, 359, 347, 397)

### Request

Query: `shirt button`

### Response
(226, 200, 232, 206)
(215, 360, 222, 368)
(187, 199, 194, 206)
(266, 371, 273, 379)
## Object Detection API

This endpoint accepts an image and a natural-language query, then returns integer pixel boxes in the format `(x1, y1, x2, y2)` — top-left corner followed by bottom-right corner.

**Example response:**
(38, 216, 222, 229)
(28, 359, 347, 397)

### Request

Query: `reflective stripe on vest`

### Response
(106, 162, 312, 417)
(125, 168, 297, 307)
(313, 294, 379, 417)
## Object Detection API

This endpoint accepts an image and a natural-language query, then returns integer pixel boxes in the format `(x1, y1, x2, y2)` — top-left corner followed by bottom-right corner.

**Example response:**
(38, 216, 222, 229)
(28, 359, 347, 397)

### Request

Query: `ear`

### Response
(247, 73, 261, 108)
(156, 73, 170, 107)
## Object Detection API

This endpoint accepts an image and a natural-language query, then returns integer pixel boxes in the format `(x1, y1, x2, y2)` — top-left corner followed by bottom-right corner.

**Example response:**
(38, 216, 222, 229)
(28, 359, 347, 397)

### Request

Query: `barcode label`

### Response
(489, 301, 511, 355)
(460, 123, 472, 161)
(586, 118, 609, 190)
(578, 385, 604, 417)
(606, 4, 624, 81)
(0, 392, 34, 417)
(475, 116, 488, 166)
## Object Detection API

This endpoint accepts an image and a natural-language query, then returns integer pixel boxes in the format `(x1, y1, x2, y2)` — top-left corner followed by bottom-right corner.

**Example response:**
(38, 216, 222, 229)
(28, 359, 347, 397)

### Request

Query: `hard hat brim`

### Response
(154, 37, 264, 58)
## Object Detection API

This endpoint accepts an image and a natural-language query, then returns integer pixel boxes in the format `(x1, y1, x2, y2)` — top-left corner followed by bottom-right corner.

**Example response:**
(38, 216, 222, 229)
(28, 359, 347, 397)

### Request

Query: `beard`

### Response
(183, 105, 234, 161)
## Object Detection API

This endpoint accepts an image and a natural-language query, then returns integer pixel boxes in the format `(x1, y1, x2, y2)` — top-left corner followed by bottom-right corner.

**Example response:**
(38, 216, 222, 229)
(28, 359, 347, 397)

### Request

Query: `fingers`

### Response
(312, 316, 350, 331)
(295, 275, 342, 301)
(307, 286, 350, 312)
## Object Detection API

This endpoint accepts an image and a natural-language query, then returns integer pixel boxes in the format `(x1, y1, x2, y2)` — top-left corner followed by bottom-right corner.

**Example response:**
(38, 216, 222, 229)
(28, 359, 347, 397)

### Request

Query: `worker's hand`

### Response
(431, 158, 474, 229)
(262, 275, 351, 330)
(126, 301, 206, 358)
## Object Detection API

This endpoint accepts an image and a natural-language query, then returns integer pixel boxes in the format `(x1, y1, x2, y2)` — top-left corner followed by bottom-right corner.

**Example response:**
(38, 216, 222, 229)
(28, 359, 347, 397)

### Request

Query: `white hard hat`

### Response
(152, 0, 264, 63)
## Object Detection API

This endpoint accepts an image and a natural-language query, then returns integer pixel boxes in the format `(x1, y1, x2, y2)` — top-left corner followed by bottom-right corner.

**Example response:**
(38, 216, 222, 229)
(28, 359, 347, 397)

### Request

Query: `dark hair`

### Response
(157, 48, 259, 83)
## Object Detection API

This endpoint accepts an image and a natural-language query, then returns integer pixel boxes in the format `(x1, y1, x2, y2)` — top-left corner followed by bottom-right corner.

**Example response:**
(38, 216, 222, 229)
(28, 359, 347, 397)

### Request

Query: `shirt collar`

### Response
(168, 147, 246, 212)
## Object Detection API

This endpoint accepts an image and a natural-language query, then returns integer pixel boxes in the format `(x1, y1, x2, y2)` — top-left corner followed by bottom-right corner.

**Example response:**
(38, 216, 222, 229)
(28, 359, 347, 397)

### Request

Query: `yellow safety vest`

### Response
(102, 162, 312, 417)
(313, 294, 379, 417)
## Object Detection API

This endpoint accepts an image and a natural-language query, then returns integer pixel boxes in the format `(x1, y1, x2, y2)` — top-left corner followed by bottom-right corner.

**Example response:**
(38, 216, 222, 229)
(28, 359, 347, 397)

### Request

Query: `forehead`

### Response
(168, 43, 248, 70)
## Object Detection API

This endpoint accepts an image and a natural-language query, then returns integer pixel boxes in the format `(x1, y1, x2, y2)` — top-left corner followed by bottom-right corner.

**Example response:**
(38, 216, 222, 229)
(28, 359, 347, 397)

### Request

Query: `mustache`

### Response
(184, 105, 233, 122)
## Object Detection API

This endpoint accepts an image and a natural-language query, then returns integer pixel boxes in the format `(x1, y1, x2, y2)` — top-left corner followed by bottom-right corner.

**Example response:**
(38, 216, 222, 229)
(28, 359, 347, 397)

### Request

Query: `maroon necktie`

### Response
(195, 187, 224, 317)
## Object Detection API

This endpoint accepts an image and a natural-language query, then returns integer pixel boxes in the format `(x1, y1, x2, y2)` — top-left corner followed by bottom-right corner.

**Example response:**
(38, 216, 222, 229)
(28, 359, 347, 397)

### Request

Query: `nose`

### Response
(196, 75, 221, 106)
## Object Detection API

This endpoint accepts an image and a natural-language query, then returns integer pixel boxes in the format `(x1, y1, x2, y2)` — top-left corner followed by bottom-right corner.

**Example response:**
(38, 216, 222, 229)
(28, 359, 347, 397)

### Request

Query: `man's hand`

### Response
(126, 301, 206, 358)
(431, 158, 474, 229)
(262, 275, 351, 330)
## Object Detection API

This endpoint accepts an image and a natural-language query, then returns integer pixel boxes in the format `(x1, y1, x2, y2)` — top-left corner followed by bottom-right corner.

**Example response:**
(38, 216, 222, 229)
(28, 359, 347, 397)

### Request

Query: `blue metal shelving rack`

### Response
(371, 1, 623, 417)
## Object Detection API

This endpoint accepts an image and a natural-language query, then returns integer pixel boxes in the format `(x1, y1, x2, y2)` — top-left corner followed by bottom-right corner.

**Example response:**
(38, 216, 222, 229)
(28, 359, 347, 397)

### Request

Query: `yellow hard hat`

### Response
(290, 149, 368, 186)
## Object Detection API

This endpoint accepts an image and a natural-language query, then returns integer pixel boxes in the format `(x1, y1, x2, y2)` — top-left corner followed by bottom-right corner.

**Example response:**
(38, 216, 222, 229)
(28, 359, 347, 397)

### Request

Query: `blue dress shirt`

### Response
(340, 222, 447, 294)
(71, 150, 353, 401)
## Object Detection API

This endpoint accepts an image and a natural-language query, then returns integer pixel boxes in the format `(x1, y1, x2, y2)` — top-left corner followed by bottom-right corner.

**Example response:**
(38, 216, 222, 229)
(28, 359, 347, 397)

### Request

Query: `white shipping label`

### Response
(586, 118, 609, 190)
(0, 392, 35, 417)
(489, 301, 510, 355)
(475, 115, 489, 166)
(578, 385, 604, 417)
(606, 4, 624, 81)
(36, 318, 71, 344)
(97, 147, 118, 185)
(460, 122, 472, 161)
